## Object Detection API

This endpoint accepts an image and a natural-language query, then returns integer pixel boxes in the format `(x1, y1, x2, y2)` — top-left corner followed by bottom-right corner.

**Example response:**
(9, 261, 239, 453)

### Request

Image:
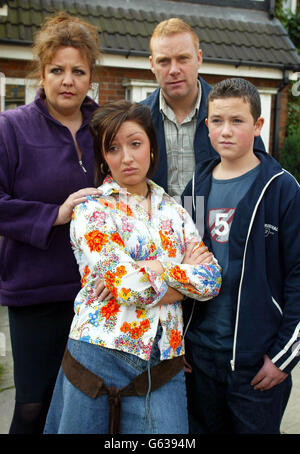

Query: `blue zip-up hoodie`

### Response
(182, 151, 300, 374)
(141, 76, 265, 193)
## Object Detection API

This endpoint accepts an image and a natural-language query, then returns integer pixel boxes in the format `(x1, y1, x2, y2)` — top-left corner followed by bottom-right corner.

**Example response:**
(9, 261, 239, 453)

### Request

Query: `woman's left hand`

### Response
(53, 187, 100, 226)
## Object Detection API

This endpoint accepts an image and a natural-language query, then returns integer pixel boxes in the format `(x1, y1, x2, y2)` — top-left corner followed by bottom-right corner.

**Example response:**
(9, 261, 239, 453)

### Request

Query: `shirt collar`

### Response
(98, 176, 165, 200)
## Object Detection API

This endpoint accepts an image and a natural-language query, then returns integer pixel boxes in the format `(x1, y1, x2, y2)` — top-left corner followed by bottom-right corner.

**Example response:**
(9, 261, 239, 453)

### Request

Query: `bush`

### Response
(279, 127, 300, 183)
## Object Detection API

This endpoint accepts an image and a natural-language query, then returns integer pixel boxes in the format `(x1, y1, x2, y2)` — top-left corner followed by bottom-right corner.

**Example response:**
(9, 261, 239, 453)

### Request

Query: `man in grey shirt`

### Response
(141, 18, 265, 199)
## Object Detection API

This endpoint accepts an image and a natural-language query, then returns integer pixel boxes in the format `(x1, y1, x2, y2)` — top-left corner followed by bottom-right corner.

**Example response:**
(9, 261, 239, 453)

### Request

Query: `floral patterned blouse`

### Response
(69, 176, 221, 361)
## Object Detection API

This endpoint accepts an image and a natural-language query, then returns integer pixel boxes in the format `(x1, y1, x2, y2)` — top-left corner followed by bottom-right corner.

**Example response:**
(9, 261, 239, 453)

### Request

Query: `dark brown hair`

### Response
(29, 11, 100, 79)
(89, 100, 159, 187)
(207, 77, 261, 122)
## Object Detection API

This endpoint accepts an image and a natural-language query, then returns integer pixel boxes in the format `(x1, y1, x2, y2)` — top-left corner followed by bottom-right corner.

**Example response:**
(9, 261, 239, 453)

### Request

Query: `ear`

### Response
(205, 118, 208, 127)
(254, 117, 264, 136)
(149, 55, 155, 74)
(197, 49, 203, 68)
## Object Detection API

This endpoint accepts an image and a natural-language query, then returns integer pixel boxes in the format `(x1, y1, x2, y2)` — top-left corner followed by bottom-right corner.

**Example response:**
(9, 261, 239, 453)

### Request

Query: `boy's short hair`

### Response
(150, 18, 199, 54)
(207, 78, 261, 122)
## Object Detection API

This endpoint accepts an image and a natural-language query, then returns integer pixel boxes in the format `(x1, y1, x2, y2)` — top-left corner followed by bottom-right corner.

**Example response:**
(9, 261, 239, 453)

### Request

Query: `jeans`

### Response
(44, 328, 188, 434)
(185, 351, 292, 434)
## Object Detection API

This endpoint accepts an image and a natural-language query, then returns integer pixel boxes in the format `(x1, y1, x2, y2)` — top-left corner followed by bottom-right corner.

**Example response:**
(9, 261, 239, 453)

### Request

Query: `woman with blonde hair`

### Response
(0, 12, 101, 433)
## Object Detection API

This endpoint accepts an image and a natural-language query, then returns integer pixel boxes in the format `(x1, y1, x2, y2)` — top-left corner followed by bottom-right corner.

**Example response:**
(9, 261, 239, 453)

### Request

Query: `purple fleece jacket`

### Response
(0, 90, 99, 306)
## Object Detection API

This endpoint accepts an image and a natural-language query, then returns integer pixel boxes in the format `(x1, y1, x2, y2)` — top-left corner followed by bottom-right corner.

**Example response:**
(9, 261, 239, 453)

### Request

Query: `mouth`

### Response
(168, 80, 184, 87)
(60, 92, 75, 97)
(122, 167, 138, 174)
(220, 141, 234, 147)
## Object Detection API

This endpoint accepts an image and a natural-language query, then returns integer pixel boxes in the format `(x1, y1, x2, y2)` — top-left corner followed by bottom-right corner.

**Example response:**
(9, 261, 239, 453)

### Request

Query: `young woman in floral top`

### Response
(44, 101, 221, 434)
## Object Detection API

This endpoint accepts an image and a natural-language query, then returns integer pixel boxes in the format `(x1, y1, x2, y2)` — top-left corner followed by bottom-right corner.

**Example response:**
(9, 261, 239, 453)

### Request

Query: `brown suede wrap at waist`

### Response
(62, 347, 184, 434)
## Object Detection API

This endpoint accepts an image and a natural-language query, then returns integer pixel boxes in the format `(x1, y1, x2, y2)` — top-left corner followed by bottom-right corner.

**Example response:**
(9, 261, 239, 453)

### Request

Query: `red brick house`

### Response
(0, 0, 299, 157)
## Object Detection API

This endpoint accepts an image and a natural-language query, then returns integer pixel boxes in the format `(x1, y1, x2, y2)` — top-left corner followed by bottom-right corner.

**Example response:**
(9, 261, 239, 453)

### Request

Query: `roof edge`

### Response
(103, 47, 300, 71)
(1, 40, 299, 72)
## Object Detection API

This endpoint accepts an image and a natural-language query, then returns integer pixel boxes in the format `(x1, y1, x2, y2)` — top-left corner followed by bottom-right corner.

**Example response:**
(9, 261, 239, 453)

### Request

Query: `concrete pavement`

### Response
(0, 304, 299, 434)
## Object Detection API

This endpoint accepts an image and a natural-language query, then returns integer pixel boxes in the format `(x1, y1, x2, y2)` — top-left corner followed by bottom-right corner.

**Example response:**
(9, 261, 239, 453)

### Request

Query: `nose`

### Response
(62, 71, 74, 86)
(169, 59, 180, 76)
(122, 146, 134, 164)
(221, 121, 232, 136)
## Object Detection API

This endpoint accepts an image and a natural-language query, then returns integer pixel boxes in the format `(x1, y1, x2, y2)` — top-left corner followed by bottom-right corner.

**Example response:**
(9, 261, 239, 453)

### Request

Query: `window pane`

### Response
(5, 84, 25, 110)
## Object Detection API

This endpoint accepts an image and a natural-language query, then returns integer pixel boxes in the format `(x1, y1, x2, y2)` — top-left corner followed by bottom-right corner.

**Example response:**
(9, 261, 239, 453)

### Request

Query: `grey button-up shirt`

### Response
(159, 82, 202, 200)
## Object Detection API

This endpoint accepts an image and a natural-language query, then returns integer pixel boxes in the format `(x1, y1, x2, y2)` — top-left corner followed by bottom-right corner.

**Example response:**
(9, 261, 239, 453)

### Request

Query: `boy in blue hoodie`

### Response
(182, 78, 300, 434)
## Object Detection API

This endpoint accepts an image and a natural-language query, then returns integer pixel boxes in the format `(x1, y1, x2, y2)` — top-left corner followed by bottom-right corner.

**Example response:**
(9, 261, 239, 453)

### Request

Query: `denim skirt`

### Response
(44, 327, 188, 434)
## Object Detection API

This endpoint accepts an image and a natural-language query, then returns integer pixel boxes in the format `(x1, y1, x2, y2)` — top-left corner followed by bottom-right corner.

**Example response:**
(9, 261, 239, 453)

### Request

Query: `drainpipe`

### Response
(273, 69, 289, 161)
(269, 0, 275, 19)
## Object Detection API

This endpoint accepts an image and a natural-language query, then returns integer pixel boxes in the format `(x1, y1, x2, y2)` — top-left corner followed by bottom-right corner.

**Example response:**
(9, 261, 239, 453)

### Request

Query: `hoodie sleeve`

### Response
(0, 114, 60, 249)
(267, 174, 300, 373)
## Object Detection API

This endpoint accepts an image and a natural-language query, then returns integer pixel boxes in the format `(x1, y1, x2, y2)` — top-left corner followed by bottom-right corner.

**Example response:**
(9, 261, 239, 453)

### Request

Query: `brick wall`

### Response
(0, 58, 30, 78)
(97, 66, 154, 104)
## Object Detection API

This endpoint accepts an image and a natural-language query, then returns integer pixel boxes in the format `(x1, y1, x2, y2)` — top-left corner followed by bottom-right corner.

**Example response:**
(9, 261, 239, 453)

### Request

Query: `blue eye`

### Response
(50, 68, 62, 74)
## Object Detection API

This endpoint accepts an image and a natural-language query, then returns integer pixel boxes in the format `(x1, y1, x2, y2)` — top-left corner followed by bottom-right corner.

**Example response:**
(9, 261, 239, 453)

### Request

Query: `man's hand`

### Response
(250, 354, 288, 391)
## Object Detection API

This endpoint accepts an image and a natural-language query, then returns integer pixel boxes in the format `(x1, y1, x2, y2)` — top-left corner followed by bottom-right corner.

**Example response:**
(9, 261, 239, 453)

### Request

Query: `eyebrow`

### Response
(156, 52, 191, 61)
(209, 113, 245, 119)
(126, 131, 145, 138)
(48, 63, 86, 68)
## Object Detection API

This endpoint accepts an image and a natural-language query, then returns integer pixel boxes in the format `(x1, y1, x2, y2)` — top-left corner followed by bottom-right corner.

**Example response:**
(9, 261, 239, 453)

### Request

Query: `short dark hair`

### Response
(90, 100, 159, 187)
(207, 78, 261, 122)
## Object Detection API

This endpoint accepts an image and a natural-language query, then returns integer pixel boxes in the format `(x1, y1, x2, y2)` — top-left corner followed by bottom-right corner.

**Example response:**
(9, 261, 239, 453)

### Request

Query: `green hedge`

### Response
(279, 127, 300, 183)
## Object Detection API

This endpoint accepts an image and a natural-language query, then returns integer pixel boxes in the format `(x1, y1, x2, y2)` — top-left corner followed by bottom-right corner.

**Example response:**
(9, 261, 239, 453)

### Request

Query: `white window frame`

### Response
(283, 0, 297, 14)
(0, 77, 37, 111)
(258, 88, 277, 153)
(122, 79, 158, 102)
